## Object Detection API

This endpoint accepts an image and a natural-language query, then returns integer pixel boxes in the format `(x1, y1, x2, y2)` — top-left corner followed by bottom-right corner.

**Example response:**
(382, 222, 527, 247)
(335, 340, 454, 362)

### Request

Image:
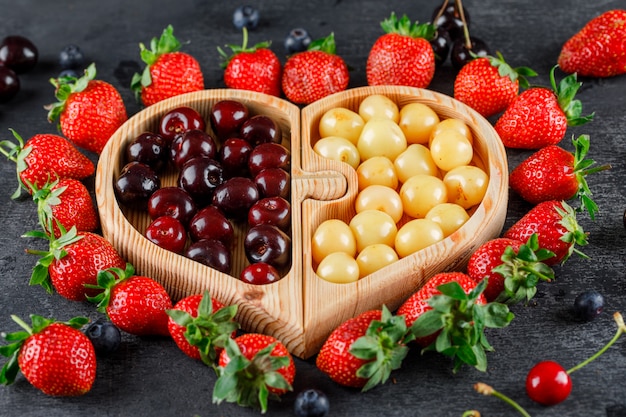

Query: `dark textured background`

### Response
(0, 1, 625, 416)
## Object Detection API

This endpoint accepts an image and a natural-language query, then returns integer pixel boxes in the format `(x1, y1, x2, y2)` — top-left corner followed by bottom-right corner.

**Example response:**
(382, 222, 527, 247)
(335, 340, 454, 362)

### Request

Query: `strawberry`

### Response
(213, 333, 295, 414)
(558, 9, 626, 78)
(281, 33, 349, 104)
(87, 263, 173, 336)
(45, 63, 128, 154)
(218, 28, 282, 97)
(398, 271, 513, 372)
(503, 200, 589, 265)
(0, 129, 94, 199)
(166, 291, 239, 365)
(494, 66, 594, 149)
(25, 227, 126, 301)
(0, 314, 96, 396)
(316, 305, 413, 391)
(131, 25, 204, 107)
(453, 52, 537, 118)
(509, 134, 610, 220)
(467, 235, 555, 304)
(366, 12, 436, 88)
(30, 178, 99, 238)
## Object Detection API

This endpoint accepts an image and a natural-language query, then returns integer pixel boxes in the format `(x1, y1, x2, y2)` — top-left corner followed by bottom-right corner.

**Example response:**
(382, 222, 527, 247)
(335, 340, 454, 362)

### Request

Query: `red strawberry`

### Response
(509, 134, 610, 220)
(281, 33, 349, 104)
(88, 264, 173, 336)
(131, 25, 204, 107)
(494, 66, 594, 149)
(213, 333, 295, 413)
(503, 200, 588, 265)
(454, 52, 536, 118)
(558, 9, 626, 78)
(166, 291, 239, 364)
(0, 314, 96, 396)
(46, 63, 128, 154)
(30, 178, 99, 238)
(0, 129, 94, 199)
(398, 271, 512, 372)
(218, 28, 282, 97)
(466, 235, 555, 303)
(366, 12, 436, 88)
(25, 228, 126, 301)
(316, 305, 413, 391)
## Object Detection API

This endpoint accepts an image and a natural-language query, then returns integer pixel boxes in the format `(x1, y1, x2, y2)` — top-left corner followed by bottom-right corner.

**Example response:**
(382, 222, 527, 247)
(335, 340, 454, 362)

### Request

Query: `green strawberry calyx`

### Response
(492, 233, 556, 305)
(27, 178, 69, 235)
(410, 278, 514, 373)
(23, 224, 84, 294)
(381, 12, 436, 40)
(166, 290, 240, 366)
(554, 200, 589, 263)
(550, 65, 594, 126)
(213, 338, 292, 414)
(349, 304, 415, 392)
(131, 24, 182, 97)
(485, 51, 537, 89)
(0, 314, 89, 386)
(217, 27, 272, 69)
(0, 129, 36, 199)
(569, 134, 611, 221)
(305, 32, 338, 54)
(85, 263, 136, 312)
(45, 62, 97, 124)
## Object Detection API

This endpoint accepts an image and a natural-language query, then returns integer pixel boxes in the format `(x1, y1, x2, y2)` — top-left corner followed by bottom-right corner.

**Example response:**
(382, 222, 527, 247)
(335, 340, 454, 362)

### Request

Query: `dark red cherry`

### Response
(451, 36, 490, 71)
(431, 27, 452, 67)
(177, 157, 224, 206)
(248, 143, 291, 177)
(211, 177, 259, 219)
(240, 262, 281, 285)
(244, 224, 291, 269)
(125, 132, 168, 172)
(254, 167, 291, 199)
(172, 129, 218, 169)
(185, 239, 231, 274)
(188, 205, 235, 246)
(0, 35, 38, 73)
(114, 161, 160, 209)
(240, 115, 282, 147)
(525, 361, 572, 406)
(248, 196, 291, 233)
(159, 106, 206, 143)
(0, 66, 20, 102)
(145, 216, 187, 254)
(210, 99, 249, 139)
(219, 138, 253, 178)
(147, 186, 197, 225)
(431, 2, 470, 41)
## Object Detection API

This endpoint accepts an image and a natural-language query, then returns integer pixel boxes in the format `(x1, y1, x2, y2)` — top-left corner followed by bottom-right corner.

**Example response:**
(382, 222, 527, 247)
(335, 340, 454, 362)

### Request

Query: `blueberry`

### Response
(85, 319, 121, 355)
(573, 290, 605, 321)
(59, 44, 85, 69)
(233, 5, 260, 30)
(294, 389, 329, 417)
(284, 28, 312, 54)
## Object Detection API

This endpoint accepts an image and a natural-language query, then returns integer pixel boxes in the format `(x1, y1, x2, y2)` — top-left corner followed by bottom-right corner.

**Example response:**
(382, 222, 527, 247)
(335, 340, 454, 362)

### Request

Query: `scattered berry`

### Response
(284, 28, 312, 54)
(59, 44, 85, 69)
(0, 35, 38, 73)
(84, 319, 121, 355)
(294, 389, 330, 417)
(573, 290, 604, 321)
(0, 65, 20, 102)
(233, 5, 260, 30)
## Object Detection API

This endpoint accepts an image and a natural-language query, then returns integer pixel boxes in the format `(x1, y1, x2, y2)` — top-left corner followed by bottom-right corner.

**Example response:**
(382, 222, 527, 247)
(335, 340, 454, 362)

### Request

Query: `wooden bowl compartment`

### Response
(96, 86, 508, 359)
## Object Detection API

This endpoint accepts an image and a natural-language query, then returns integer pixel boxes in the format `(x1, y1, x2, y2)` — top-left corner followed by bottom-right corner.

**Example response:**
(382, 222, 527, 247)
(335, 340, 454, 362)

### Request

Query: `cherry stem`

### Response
(473, 383, 532, 417)
(455, 0, 472, 49)
(567, 312, 626, 375)
(432, 0, 449, 24)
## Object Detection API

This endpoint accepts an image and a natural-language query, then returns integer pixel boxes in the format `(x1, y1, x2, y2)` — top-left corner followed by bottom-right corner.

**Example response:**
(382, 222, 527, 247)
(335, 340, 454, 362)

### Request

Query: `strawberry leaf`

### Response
(550, 65, 594, 126)
(411, 279, 514, 372)
(380, 12, 436, 40)
(554, 201, 589, 262)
